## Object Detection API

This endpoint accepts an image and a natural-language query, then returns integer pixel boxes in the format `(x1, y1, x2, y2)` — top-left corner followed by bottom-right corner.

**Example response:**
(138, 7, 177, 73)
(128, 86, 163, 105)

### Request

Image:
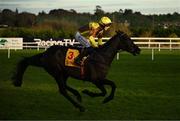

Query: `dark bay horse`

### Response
(12, 31, 140, 112)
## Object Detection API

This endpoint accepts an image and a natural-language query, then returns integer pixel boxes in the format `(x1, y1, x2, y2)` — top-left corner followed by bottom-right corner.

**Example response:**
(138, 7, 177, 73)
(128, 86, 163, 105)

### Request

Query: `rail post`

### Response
(152, 48, 154, 61)
(158, 43, 161, 51)
(116, 52, 119, 60)
(148, 39, 151, 48)
(8, 47, 10, 59)
(170, 39, 172, 51)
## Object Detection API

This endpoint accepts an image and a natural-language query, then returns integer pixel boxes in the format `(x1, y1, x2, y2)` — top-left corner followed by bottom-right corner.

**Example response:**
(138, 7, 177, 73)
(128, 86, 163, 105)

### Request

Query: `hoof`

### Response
(13, 81, 22, 87)
(77, 96, 82, 103)
(82, 89, 89, 94)
(82, 90, 94, 97)
(79, 107, 86, 112)
(102, 97, 112, 104)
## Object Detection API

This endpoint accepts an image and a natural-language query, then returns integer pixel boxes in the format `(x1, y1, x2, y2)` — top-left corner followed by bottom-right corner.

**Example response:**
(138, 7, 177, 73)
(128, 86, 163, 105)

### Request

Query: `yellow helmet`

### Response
(99, 16, 112, 26)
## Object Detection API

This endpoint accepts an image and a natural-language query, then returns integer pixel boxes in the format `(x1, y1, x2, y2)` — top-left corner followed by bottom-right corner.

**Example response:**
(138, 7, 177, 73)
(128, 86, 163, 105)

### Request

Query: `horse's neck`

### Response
(98, 35, 120, 65)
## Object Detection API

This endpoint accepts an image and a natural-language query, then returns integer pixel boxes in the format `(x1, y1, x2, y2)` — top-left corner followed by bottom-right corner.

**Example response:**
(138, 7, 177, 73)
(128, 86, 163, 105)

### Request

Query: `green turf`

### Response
(0, 49, 180, 120)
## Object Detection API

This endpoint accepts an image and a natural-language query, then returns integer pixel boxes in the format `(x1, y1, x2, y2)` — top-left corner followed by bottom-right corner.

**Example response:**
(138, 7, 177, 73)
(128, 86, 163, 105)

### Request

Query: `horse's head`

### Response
(116, 31, 141, 56)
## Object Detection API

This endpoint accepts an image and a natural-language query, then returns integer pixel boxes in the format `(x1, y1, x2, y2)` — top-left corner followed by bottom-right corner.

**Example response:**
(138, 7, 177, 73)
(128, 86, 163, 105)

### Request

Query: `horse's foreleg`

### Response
(82, 82, 107, 97)
(56, 77, 85, 112)
(66, 85, 82, 102)
(102, 79, 116, 103)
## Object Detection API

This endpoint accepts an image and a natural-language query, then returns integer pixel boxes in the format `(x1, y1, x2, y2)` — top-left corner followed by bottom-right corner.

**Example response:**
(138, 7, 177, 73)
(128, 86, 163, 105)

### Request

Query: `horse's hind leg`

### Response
(82, 81, 107, 97)
(102, 79, 116, 104)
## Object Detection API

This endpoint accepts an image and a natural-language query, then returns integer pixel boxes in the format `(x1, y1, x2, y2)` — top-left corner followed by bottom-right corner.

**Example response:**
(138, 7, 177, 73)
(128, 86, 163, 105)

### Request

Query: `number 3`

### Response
(68, 51, 74, 59)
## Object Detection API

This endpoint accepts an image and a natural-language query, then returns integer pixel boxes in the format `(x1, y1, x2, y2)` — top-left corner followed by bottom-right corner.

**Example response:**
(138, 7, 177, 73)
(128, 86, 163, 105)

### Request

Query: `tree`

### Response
(38, 11, 47, 16)
(15, 8, 18, 14)
(123, 9, 133, 15)
(119, 9, 123, 14)
(94, 5, 104, 19)
(70, 9, 77, 14)
(1, 9, 16, 26)
(16, 12, 36, 27)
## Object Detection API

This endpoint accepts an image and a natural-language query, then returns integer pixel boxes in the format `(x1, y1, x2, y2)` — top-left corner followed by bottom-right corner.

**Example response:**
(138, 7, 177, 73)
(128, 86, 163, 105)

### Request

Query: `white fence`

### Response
(1, 37, 180, 60)
(132, 37, 180, 51)
(102, 37, 180, 51)
(27, 37, 180, 51)
(2, 37, 179, 50)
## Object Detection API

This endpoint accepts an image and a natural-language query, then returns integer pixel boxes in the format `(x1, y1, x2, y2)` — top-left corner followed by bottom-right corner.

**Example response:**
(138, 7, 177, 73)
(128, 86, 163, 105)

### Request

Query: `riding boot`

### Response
(74, 47, 94, 65)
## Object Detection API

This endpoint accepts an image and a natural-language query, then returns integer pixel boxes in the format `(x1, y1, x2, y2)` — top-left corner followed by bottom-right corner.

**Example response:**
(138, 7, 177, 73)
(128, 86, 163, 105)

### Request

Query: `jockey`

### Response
(74, 16, 112, 65)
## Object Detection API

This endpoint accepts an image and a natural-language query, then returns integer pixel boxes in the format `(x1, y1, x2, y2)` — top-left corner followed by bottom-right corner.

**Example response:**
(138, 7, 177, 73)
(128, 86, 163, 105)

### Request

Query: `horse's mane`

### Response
(96, 31, 124, 51)
(99, 34, 118, 48)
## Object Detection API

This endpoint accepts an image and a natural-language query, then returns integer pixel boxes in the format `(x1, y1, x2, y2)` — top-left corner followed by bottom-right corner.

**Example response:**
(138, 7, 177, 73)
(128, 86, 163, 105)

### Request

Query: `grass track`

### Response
(0, 49, 180, 120)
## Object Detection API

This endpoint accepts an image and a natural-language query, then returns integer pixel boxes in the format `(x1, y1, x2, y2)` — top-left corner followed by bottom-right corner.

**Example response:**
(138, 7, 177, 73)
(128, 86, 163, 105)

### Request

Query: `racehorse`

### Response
(12, 31, 140, 112)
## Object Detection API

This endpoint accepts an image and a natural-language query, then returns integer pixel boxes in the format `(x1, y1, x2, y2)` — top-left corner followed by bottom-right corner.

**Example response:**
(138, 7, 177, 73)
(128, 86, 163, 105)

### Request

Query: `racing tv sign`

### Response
(0, 38, 23, 49)
(34, 38, 78, 47)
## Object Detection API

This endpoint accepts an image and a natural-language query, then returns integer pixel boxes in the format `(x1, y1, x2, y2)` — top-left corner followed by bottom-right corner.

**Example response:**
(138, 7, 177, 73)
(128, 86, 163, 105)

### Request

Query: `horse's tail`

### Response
(12, 53, 44, 87)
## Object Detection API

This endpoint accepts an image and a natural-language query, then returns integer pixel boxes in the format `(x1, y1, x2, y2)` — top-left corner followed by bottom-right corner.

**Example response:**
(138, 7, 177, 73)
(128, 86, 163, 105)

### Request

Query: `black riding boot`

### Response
(74, 47, 94, 65)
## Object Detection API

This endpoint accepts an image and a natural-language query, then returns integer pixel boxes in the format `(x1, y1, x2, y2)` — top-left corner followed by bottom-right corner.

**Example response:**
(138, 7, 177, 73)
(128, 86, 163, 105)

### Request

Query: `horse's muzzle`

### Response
(132, 46, 141, 56)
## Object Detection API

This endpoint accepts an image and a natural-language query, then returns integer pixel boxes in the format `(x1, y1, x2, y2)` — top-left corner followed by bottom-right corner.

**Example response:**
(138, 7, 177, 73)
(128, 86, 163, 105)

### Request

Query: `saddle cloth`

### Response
(65, 49, 80, 67)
